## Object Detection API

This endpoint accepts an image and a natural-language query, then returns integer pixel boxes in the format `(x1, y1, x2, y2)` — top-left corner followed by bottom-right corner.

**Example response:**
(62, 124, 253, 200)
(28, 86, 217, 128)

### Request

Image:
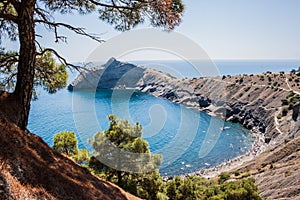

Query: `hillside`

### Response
(0, 120, 140, 200)
(69, 58, 300, 199)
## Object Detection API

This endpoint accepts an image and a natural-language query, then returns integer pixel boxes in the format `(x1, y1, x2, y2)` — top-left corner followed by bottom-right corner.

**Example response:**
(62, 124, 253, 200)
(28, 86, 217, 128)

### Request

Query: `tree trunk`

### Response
(117, 170, 122, 186)
(13, 1, 36, 130)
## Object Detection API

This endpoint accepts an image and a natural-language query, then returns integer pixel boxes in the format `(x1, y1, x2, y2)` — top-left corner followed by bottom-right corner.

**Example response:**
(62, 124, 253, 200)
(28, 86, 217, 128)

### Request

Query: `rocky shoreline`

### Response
(69, 58, 300, 181)
(187, 131, 266, 178)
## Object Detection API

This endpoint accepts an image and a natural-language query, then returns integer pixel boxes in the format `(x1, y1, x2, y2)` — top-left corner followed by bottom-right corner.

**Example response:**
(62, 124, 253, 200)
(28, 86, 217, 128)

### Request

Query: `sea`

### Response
(28, 60, 300, 176)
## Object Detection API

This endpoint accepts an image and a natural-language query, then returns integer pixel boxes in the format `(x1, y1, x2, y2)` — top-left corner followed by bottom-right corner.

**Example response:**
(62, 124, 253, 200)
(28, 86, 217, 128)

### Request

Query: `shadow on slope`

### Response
(0, 120, 140, 200)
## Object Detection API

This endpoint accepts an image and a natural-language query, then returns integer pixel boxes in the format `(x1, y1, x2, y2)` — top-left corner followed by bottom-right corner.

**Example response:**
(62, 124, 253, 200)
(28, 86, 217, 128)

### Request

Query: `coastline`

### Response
(161, 130, 266, 180)
(69, 59, 296, 181)
(187, 130, 266, 178)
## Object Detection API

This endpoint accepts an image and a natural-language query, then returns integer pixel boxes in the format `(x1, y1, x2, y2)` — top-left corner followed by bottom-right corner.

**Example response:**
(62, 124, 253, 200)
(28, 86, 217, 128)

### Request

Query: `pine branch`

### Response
(35, 19, 104, 43)
(0, 13, 18, 23)
(36, 48, 93, 73)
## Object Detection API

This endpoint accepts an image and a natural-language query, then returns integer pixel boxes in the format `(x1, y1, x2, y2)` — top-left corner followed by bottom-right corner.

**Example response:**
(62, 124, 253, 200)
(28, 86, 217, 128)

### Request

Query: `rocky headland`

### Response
(69, 58, 300, 199)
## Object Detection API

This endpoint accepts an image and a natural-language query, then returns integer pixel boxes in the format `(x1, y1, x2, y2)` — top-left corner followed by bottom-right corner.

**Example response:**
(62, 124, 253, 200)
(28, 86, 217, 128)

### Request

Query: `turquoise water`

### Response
(29, 59, 298, 176)
(28, 88, 254, 176)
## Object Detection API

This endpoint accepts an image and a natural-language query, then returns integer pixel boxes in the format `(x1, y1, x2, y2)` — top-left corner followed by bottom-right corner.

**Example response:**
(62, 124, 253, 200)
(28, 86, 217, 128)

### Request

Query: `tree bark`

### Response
(13, 0, 36, 130)
(117, 170, 122, 186)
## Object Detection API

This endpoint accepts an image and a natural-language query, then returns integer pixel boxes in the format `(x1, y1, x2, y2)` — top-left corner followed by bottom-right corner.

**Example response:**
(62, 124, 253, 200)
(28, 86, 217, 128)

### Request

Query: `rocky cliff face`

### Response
(68, 57, 173, 90)
(69, 58, 300, 199)
(69, 59, 299, 144)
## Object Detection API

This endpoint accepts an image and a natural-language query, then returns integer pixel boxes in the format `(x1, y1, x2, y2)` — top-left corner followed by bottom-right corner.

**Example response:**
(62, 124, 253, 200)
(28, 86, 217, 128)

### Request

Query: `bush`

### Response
(244, 86, 251, 92)
(218, 172, 230, 184)
(239, 78, 244, 84)
(268, 76, 272, 82)
(74, 149, 90, 164)
(53, 131, 78, 156)
(282, 108, 288, 116)
(281, 99, 288, 106)
(260, 76, 265, 81)
(234, 171, 240, 176)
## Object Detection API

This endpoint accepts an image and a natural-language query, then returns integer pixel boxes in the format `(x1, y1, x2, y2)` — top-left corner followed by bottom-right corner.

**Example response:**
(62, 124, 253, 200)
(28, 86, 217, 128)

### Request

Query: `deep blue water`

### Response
(132, 59, 300, 78)
(28, 60, 299, 176)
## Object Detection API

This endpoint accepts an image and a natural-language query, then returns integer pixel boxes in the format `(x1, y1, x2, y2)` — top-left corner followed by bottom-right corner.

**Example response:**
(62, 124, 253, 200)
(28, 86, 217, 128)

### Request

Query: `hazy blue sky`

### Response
(3, 0, 300, 61)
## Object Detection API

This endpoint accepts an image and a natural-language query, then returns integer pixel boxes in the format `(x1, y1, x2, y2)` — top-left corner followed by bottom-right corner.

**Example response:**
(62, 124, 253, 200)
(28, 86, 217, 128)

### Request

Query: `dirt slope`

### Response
(232, 136, 300, 200)
(0, 120, 140, 200)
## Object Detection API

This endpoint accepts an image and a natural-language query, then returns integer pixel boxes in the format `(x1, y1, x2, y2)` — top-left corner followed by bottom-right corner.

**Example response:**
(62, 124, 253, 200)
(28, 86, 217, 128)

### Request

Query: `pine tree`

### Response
(0, 0, 184, 129)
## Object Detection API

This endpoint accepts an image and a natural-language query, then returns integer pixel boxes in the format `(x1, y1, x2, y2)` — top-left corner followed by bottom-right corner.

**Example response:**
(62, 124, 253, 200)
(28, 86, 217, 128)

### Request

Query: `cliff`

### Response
(0, 120, 140, 200)
(69, 58, 300, 199)
(69, 58, 300, 144)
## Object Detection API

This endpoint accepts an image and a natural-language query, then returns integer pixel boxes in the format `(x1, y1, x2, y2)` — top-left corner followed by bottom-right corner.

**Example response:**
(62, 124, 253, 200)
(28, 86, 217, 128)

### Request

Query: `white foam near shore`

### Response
(185, 131, 266, 178)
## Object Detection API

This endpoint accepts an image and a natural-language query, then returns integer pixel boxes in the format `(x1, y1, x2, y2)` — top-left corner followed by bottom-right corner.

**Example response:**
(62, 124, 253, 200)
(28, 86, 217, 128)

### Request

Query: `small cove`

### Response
(28, 88, 254, 176)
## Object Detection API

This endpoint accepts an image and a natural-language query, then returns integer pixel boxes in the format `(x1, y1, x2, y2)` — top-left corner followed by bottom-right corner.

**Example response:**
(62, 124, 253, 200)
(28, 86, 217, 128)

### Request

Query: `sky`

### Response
(3, 0, 300, 62)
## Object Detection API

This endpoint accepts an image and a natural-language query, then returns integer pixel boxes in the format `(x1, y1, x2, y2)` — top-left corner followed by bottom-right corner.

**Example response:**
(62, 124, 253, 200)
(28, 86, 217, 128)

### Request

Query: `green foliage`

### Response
(234, 171, 240, 176)
(35, 51, 68, 94)
(243, 86, 251, 92)
(281, 99, 289, 106)
(238, 78, 243, 84)
(268, 76, 272, 82)
(51, 116, 262, 200)
(282, 107, 288, 116)
(163, 176, 262, 200)
(53, 131, 90, 165)
(277, 114, 282, 119)
(53, 131, 78, 156)
(0, 49, 68, 95)
(137, 170, 166, 200)
(90, 114, 162, 187)
(259, 76, 264, 81)
(218, 172, 231, 184)
(73, 149, 90, 164)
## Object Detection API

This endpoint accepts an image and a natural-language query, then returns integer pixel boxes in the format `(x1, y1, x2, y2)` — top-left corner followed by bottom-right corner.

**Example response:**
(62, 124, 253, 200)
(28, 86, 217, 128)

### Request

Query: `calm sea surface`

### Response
(28, 60, 300, 176)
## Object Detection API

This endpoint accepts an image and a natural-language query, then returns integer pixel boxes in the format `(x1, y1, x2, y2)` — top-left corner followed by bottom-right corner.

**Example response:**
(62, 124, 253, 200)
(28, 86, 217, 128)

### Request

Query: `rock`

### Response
(214, 106, 233, 118)
(161, 91, 177, 100)
(198, 97, 211, 107)
(264, 137, 271, 143)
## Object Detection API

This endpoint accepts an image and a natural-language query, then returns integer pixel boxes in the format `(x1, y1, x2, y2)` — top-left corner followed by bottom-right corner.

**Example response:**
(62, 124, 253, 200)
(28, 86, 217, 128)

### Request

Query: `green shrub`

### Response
(260, 76, 265, 81)
(281, 99, 288, 106)
(234, 171, 240, 176)
(53, 131, 78, 156)
(239, 78, 244, 84)
(218, 172, 230, 184)
(244, 86, 251, 92)
(282, 108, 288, 116)
(268, 76, 272, 82)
